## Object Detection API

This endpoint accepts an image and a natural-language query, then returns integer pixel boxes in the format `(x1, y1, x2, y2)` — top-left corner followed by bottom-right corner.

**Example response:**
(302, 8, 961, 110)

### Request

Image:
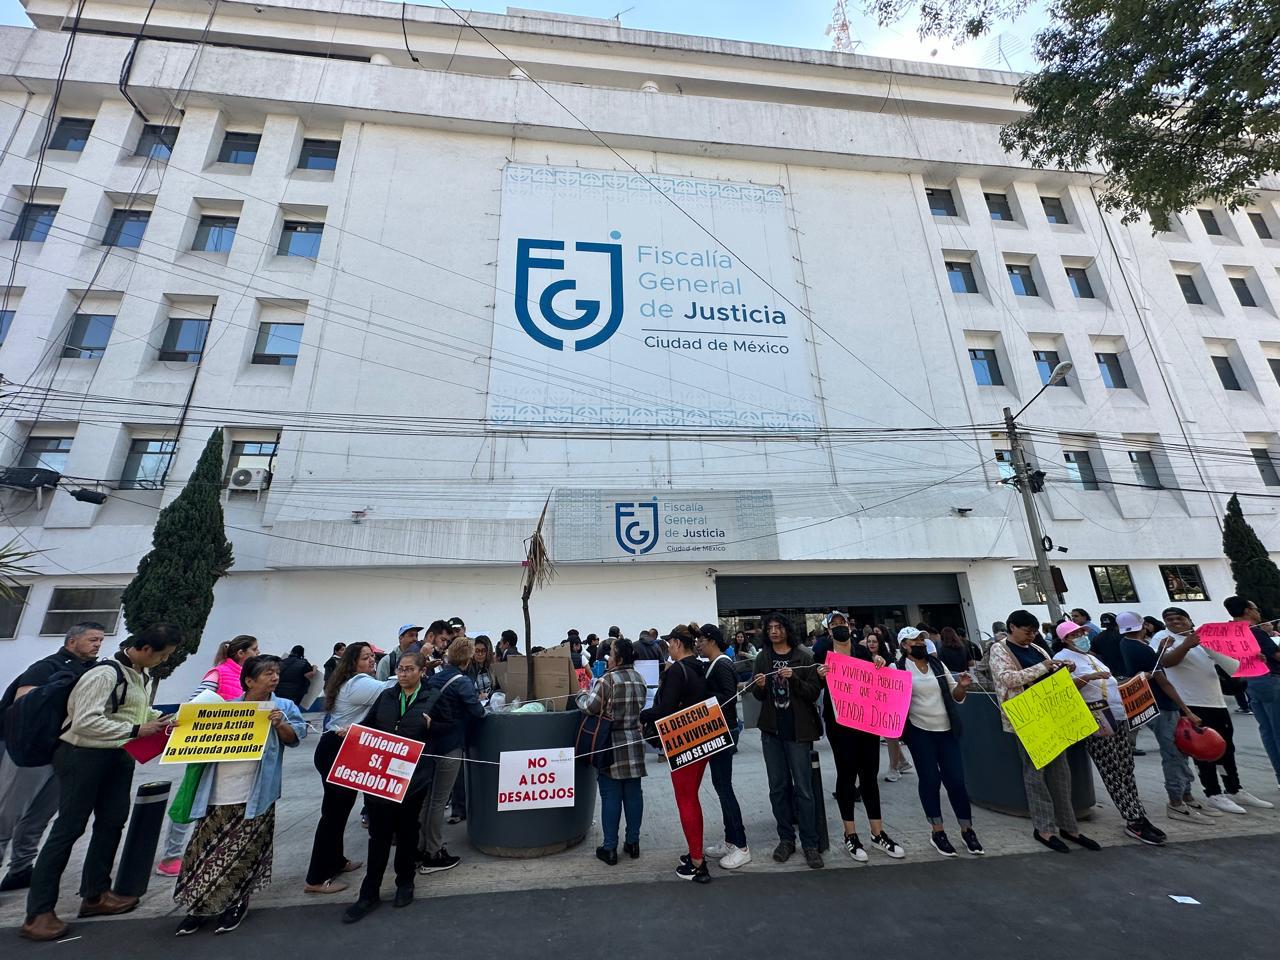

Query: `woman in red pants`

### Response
(640, 625, 712, 883)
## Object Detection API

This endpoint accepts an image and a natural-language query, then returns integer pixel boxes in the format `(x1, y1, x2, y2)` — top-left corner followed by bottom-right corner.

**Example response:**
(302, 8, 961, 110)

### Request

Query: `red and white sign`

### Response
(326, 724, 424, 803)
(497, 747, 575, 812)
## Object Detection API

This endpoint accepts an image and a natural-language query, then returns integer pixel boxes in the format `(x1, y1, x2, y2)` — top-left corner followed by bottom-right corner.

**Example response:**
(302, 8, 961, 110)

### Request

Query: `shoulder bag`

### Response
(575, 675, 614, 769)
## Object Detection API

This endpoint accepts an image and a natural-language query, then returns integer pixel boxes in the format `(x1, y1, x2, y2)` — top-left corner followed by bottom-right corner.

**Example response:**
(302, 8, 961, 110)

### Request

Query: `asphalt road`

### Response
(13, 834, 1276, 956)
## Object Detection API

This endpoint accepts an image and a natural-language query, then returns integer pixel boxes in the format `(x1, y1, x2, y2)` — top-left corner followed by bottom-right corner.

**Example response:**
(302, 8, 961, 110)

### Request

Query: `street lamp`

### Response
(1003, 360, 1072, 621)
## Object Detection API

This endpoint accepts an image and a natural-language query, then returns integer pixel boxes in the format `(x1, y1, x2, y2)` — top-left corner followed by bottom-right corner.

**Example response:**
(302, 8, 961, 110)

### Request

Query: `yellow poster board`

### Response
(160, 702, 273, 764)
(1001, 667, 1099, 769)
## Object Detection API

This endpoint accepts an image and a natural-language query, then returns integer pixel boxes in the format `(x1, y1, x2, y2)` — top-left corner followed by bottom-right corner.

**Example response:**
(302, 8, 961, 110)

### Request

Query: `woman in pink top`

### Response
(201, 636, 260, 700)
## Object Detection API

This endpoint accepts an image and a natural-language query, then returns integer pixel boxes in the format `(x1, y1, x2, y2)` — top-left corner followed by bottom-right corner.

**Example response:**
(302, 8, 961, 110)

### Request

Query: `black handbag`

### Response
(575, 678, 614, 769)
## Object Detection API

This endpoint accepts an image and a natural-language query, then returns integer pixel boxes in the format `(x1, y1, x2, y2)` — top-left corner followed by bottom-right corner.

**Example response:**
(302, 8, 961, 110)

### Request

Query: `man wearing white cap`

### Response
(376, 624, 422, 681)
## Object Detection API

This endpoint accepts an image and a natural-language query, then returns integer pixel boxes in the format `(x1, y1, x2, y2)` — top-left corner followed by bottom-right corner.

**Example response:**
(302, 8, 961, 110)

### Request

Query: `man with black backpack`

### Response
(0, 622, 104, 895)
(20, 624, 179, 942)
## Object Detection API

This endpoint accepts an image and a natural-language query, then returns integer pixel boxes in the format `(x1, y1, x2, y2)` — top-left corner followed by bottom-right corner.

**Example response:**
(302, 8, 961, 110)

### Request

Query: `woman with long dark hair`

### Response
(174, 656, 306, 935)
(937, 627, 972, 673)
(303, 642, 389, 894)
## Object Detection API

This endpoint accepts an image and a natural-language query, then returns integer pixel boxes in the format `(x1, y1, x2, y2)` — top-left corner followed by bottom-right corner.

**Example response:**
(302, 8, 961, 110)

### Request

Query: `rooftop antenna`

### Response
(984, 32, 1028, 71)
(613, 6, 634, 21)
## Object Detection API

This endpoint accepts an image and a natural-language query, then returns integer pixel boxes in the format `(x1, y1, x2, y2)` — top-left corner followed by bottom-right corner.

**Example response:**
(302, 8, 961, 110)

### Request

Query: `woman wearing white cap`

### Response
(884, 627, 933, 783)
(1053, 621, 1167, 846)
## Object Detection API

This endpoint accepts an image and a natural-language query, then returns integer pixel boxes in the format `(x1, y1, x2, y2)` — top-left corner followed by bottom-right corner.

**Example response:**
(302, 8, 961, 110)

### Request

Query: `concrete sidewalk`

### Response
(4, 714, 1279, 929)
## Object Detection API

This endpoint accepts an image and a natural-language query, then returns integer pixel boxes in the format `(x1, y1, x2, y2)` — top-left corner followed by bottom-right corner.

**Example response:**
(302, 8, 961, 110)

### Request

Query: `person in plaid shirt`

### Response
(579, 637, 647, 865)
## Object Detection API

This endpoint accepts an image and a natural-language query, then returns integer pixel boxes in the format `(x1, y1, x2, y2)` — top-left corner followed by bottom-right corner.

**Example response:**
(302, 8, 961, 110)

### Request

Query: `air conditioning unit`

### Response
(228, 467, 271, 491)
(0, 466, 61, 490)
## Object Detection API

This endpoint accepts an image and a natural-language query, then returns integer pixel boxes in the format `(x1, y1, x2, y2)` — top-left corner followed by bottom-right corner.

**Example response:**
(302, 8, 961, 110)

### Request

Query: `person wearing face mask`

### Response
(815, 612, 906, 863)
(895, 636, 983, 857)
(1053, 622, 1167, 846)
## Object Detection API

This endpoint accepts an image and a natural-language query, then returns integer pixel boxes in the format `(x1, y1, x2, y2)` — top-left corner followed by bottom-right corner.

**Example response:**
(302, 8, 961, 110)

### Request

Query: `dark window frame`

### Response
(1161, 564, 1208, 602)
(192, 215, 238, 253)
(48, 117, 94, 152)
(0, 584, 30, 639)
(277, 221, 323, 258)
(0, 308, 13, 345)
(217, 131, 261, 165)
(1197, 208, 1223, 236)
(1014, 566, 1048, 605)
(102, 208, 150, 248)
(297, 138, 340, 171)
(17, 436, 73, 473)
(10, 203, 58, 242)
(224, 440, 278, 481)
(968, 348, 1004, 386)
(1252, 447, 1280, 487)
(1007, 263, 1038, 297)
(985, 192, 1015, 221)
(1065, 266, 1095, 299)
(1064, 450, 1101, 490)
(926, 187, 958, 217)
(1176, 273, 1204, 305)
(158, 317, 211, 362)
(1096, 352, 1128, 389)
(945, 260, 978, 293)
(40, 587, 123, 636)
(1041, 196, 1069, 224)
(1211, 354, 1243, 391)
(134, 124, 179, 160)
(1090, 564, 1140, 604)
(1128, 450, 1165, 489)
(1248, 211, 1273, 240)
(252, 322, 303, 365)
(1229, 277, 1257, 308)
(1033, 349, 1067, 386)
(62, 313, 115, 359)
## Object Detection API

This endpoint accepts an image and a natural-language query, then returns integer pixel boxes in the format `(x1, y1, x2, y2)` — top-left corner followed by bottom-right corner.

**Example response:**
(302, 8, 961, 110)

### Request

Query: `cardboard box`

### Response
(493, 654, 528, 702)
(491, 648, 580, 710)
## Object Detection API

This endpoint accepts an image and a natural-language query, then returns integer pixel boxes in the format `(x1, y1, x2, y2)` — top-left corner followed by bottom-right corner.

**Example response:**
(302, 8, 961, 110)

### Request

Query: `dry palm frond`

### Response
(0, 536, 40, 603)
(521, 495, 556, 597)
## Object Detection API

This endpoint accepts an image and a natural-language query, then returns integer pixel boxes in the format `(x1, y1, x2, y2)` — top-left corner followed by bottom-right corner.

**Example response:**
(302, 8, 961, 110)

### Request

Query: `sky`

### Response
(0, 0, 1046, 71)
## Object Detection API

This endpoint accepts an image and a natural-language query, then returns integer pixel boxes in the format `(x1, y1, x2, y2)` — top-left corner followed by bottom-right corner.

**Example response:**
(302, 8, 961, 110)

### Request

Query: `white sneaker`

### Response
(883, 768, 901, 783)
(704, 841, 730, 859)
(719, 844, 751, 870)
(1230, 790, 1275, 809)
(1207, 794, 1247, 814)
(897, 761, 913, 773)
(1185, 796, 1223, 817)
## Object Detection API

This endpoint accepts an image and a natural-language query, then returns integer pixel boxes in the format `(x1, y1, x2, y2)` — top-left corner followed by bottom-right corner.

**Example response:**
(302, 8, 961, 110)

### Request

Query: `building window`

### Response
(945, 261, 978, 293)
(1270, 357, 1280, 387)
(277, 221, 323, 258)
(926, 187, 958, 217)
(1065, 267, 1095, 299)
(985, 192, 1014, 221)
(1176, 273, 1204, 305)
(158, 317, 210, 362)
(995, 449, 1015, 481)
(1212, 355, 1243, 391)
(18, 436, 73, 473)
(217, 132, 260, 165)
(0, 309, 13, 345)
(1033, 349, 1066, 386)
(225, 440, 277, 480)
(1007, 264, 1038, 297)
(119, 439, 175, 489)
(1197, 208, 1223, 236)
(1252, 447, 1280, 487)
(297, 138, 340, 171)
(10, 203, 58, 242)
(40, 587, 123, 636)
(1096, 352, 1128, 389)
(62, 313, 114, 359)
(102, 209, 150, 248)
(968, 348, 1004, 386)
(192, 215, 238, 253)
(1014, 567, 1048, 605)
(1229, 277, 1257, 308)
(134, 124, 179, 160)
(1248, 212, 1272, 240)
(1041, 196, 1069, 224)
(49, 117, 93, 152)
(0, 584, 29, 639)
(253, 322, 303, 365)
(1161, 564, 1208, 602)
(1090, 564, 1139, 604)
(1064, 450, 1100, 490)
(1129, 450, 1164, 489)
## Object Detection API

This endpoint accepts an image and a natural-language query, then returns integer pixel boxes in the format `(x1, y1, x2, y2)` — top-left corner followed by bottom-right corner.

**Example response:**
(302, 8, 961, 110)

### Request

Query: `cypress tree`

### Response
(121, 428, 235, 678)
(1222, 494, 1280, 621)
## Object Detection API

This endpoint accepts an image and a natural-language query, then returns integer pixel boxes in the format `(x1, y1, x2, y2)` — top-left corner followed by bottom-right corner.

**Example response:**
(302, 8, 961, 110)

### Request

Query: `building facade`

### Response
(1, 0, 1278, 696)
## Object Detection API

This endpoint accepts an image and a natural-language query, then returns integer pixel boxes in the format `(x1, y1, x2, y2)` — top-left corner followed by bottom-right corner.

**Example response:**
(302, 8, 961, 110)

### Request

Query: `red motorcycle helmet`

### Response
(1175, 717, 1226, 763)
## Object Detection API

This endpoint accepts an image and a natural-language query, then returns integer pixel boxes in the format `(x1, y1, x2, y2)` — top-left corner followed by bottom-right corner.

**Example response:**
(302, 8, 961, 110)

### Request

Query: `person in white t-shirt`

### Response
(1054, 622, 1166, 846)
(1152, 607, 1272, 815)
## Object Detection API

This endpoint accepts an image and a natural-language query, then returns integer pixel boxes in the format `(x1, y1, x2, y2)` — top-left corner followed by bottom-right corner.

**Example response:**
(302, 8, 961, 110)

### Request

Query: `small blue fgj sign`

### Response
(614, 500, 659, 555)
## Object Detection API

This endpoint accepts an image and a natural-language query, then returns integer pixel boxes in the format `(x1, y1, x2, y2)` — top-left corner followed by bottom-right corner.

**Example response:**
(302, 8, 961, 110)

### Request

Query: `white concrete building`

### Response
(1, 0, 1278, 697)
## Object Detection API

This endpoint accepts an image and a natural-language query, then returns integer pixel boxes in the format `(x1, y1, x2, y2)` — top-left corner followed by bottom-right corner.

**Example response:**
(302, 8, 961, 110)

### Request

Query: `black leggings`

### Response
(829, 725, 881, 822)
(306, 731, 359, 885)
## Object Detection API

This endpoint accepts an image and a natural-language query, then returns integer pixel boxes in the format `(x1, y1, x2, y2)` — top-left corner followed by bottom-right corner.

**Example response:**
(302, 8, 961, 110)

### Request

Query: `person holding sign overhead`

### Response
(990, 610, 1099, 855)
(341, 652, 435, 923)
(1052, 622, 1167, 846)
(174, 655, 306, 936)
(640, 625, 713, 883)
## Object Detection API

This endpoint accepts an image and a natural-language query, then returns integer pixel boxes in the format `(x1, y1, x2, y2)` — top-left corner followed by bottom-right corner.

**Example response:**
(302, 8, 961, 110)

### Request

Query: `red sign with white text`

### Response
(326, 724, 424, 803)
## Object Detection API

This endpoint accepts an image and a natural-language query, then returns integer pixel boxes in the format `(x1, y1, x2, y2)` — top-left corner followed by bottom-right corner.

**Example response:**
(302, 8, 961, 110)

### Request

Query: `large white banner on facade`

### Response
(488, 164, 819, 428)
(551, 488, 779, 562)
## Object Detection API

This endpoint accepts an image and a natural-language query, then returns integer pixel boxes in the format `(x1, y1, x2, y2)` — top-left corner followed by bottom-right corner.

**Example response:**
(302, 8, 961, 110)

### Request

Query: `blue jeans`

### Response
(904, 728, 971, 828)
(597, 773, 642, 850)
(760, 732, 818, 849)
(1247, 674, 1280, 782)
(708, 742, 747, 849)
(1151, 708, 1195, 803)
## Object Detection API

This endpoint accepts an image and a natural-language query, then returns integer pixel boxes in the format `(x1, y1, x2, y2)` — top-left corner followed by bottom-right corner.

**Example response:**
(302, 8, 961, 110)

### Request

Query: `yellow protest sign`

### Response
(160, 702, 273, 764)
(1001, 667, 1098, 769)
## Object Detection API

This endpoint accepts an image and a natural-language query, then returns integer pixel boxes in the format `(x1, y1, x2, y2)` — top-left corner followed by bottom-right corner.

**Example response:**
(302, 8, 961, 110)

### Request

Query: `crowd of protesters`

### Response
(1, 596, 1278, 938)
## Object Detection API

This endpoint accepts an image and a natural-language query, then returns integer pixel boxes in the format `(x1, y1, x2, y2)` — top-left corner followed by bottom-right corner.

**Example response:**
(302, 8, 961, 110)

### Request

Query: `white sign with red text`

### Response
(496, 747, 576, 812)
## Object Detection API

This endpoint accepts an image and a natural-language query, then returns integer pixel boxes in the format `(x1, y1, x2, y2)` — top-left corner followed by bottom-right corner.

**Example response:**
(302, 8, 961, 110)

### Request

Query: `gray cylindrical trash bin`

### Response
(465, 710, 598, 858)
(958, 693, 1095, 818)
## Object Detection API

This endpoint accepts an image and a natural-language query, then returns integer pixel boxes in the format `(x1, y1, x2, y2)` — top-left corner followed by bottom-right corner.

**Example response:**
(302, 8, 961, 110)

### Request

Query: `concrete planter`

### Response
(464, 710, 598, 858)
(957, 691, 1096, 818)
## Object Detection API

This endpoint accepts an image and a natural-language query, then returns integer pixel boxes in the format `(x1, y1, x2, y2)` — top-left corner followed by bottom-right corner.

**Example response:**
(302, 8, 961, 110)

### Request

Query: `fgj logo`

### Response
(514, 233, 624, 351)
(614, 499, 659, 555)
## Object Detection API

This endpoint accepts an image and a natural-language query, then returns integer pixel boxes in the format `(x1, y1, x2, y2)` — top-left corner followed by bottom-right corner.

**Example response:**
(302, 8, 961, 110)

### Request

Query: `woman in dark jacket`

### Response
(696, 624, 749, 870)
(340, 652, 433, 923)
(640, 625, 712, 883)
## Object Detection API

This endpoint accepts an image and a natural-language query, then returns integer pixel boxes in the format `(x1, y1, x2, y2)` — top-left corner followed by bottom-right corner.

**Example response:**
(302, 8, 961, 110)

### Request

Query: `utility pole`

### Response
(1004, 405, 1063, 622)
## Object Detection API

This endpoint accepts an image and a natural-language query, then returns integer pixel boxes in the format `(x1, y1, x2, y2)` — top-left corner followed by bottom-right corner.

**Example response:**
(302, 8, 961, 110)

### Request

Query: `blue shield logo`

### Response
(514, 236, 624, 351)
(614, 500, 659, 555)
